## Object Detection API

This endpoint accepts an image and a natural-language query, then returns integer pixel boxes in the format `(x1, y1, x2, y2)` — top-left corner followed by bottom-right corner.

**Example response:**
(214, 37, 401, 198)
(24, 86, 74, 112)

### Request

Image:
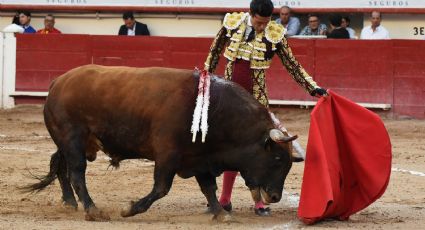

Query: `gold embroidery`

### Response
(252, 49, 265, 60)
(235, 43, 252, 61)
(223, 12, 247, 30)
(265, 21, 286, 44)
(224, 61, 234, 80)
(253, 41, 267, 52)
(224, 21, 247, 61)
(222, 13, 276, 71)
(252, 70, 268, 107)
(251, 59, 272, 69)
(204, 27, 228, 73)
(205, 12, 320, 107)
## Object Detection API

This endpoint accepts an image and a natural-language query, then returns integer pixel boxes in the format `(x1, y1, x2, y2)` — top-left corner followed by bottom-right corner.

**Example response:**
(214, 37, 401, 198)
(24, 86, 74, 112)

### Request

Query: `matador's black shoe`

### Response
(254, 207, 271, 216)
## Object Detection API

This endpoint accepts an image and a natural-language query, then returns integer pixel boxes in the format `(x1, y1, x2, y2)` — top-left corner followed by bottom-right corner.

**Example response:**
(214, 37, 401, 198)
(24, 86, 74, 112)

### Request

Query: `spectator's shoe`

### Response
(254, 207, 271, 216)
(206, 202, 232, 213)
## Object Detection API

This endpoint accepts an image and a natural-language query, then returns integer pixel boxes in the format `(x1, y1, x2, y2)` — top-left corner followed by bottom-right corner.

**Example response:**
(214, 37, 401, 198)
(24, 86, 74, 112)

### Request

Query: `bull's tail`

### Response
(21, 150, 61, 193)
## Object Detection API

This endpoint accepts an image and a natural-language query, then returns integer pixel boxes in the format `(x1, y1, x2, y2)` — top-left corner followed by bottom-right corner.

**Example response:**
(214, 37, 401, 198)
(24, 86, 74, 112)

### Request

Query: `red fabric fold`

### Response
(298, 90, 392, 224)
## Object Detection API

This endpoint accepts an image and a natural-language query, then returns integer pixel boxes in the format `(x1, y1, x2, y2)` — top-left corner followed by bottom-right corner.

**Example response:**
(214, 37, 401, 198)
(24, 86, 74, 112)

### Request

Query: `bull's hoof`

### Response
(212, 212, 233, 222)
(254, 207, 271, 216)
(222, 203, 232, 212)
(62, 200, 78, 211)
(120, 201, 136, 217)
(206, 202, 232, 213)
(85, 207, 111, 221)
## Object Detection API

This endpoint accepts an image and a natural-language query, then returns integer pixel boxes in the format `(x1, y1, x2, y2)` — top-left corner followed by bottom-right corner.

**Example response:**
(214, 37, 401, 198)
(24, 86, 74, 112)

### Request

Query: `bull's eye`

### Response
(264, 137, 272, 151)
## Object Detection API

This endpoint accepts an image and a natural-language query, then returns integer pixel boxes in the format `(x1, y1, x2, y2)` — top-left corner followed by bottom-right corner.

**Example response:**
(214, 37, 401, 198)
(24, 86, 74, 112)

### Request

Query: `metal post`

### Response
(2, 32, 16, 109)
(0, 32, 4, 108)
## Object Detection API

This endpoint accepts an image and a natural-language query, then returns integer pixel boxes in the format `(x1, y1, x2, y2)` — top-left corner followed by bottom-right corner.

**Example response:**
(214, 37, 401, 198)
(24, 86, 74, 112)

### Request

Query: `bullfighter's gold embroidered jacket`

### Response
(204, 12, 319, 106)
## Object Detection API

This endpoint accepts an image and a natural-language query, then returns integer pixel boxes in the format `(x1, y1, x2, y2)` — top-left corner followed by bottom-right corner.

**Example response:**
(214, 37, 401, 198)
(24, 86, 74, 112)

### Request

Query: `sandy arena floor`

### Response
(0, 105, 424, 229)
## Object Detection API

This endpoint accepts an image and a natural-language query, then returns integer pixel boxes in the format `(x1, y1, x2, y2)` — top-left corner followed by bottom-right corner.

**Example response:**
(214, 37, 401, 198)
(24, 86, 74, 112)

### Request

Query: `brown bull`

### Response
(24, 65, 296, 221)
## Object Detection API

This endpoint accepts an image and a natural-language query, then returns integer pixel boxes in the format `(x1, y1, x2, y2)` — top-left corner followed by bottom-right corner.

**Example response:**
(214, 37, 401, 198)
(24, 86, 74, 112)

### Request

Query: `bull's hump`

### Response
(211, 76, 232, 85)
(75, 64, 193, 76)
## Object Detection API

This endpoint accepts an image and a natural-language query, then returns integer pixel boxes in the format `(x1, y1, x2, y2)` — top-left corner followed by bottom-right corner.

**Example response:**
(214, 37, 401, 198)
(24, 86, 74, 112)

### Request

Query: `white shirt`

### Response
(360, 25, 390, 39)
(275, 17, 301, 36)
(346, 27, 356, 39)
(244, 15, 253, 40)
(127, 23, 136, 36)
(3, 23, 24, 33)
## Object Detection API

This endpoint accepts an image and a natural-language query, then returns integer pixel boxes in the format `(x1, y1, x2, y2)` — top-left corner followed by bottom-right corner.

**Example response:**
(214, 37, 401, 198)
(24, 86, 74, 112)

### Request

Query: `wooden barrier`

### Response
(13, 34, 425, 118)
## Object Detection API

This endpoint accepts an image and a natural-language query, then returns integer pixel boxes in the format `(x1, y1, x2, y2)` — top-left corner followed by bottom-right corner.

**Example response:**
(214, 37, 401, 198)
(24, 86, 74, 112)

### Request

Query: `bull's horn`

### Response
(269, 129, 298, 143)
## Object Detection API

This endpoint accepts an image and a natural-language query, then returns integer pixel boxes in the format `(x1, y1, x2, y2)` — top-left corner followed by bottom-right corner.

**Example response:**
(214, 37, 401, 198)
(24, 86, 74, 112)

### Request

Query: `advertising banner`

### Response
(0, 0, 421, 8)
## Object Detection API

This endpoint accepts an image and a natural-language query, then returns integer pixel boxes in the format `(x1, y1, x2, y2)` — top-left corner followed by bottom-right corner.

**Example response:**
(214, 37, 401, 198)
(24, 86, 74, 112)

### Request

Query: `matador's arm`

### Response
(276, 37, 320, 95)
(204, 27, 228, 73)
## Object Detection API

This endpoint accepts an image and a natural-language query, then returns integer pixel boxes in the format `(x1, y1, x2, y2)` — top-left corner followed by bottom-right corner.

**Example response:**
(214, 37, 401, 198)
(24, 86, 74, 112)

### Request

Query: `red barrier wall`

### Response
(15, 34, 425, 118)
(16, 34, 91, 91)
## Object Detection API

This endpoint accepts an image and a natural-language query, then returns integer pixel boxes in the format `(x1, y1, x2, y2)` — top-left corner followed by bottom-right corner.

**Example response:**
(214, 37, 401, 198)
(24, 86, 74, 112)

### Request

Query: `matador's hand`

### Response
(310, 87, 328, 97)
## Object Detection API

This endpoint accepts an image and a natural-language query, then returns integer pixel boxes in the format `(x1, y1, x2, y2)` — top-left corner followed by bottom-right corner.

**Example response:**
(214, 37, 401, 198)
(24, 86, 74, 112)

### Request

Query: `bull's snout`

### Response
(261, 188, 282, 203)
(270, 193, 281, 203)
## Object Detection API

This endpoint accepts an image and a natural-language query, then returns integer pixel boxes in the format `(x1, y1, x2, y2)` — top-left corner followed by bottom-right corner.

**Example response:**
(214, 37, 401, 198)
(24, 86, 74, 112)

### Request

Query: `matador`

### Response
(204, 0, 327, 216)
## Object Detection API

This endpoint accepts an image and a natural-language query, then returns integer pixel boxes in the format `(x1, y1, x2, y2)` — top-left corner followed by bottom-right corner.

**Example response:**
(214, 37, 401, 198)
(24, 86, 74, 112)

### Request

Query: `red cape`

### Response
(298, 90, 392, 224)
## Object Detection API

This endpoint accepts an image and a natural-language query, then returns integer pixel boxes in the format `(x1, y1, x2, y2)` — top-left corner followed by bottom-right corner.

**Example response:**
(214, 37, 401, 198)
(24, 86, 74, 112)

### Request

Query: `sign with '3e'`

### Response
(413, 27, 424, 36)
